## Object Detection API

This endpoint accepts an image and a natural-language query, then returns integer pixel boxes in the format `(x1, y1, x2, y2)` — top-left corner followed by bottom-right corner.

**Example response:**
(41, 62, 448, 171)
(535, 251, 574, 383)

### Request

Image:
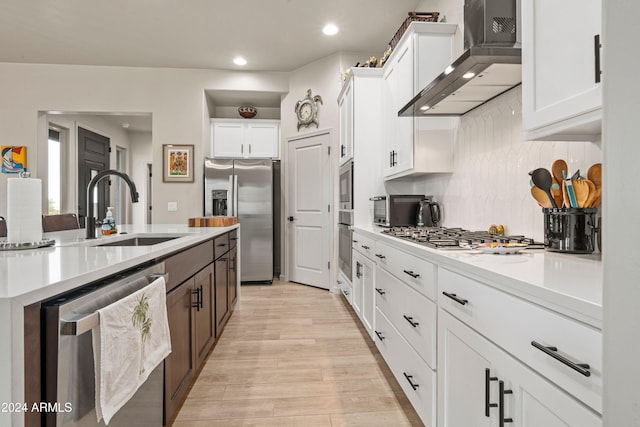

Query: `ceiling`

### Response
(0, 0, 421, 72)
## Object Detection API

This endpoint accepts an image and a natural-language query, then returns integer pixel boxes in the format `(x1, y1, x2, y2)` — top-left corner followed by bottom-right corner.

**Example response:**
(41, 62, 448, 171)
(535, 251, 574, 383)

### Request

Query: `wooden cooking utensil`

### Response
(572, 179, 590, 208)
(529, 168, 558, 208)
(551, 159, 568, 188)
(587, 163, 602, 189)
(584, 179, 596, 208)
(531, 185, 553, 208)
(590, 192, 602, 208)
(550, 178, 563, 208)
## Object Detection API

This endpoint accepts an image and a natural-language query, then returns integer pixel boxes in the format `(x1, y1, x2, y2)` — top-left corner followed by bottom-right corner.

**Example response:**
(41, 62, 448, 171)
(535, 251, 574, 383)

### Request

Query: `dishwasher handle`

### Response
(60, 272, 168, 336)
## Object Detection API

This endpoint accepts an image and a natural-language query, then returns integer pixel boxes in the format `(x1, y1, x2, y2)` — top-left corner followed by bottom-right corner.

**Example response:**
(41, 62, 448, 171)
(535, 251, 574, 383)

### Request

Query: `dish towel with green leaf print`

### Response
(92, 276, 171, 425)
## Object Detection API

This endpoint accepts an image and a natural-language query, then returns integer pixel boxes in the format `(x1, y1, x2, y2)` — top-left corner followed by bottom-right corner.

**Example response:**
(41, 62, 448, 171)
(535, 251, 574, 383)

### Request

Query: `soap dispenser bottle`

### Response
(102, 207, 117, 235)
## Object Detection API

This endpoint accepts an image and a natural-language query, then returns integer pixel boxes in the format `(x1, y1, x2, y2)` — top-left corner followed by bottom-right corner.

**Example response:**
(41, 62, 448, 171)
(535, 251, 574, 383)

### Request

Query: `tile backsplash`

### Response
(411, 86, 602, 242)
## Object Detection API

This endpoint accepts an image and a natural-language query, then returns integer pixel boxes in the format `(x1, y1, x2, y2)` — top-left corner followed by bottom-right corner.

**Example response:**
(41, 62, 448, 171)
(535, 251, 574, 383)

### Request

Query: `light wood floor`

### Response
(173, 280, 423, 427)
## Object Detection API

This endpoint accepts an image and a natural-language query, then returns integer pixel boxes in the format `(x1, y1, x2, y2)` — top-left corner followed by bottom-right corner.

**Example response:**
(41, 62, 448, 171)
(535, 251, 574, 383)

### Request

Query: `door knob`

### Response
(287, 216, 296, 222)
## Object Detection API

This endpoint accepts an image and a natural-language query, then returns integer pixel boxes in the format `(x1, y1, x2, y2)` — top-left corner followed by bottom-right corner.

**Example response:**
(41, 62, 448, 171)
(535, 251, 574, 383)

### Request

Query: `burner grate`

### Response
(381, 226, 544, 250)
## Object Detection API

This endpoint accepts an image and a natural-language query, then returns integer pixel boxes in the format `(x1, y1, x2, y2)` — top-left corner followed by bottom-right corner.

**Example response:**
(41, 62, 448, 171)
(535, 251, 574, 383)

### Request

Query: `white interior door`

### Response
(286, 131, 331, 289)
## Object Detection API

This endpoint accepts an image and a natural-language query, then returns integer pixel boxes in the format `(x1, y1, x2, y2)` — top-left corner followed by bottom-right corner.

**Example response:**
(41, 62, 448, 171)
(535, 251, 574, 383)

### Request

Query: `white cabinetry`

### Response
(438, 310, 601, 427)
(338, 68, 384, 226)
(381, 22, 457, 179)
(438, 268, 602, 426)
(211, 119, 280, 158)
(352, 231, 376, 339)
(372, 239, 438, 426)
(522, 0, 603, 141)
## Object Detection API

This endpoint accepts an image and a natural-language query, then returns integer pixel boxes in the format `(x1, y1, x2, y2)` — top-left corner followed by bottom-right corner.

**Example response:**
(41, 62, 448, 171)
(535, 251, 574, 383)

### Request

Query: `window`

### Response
(48, 128, 61, 214)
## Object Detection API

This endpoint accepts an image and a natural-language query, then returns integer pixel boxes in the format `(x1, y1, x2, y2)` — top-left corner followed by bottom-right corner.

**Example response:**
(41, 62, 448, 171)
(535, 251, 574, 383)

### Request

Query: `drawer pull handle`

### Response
(375, 253, 386, 259)
(499, 380, 514, 426)
(485, 369, 498, 416)
(442, 291, 468, 306)
(530, 341, 591, 377)
(361, 245, 370, 250)
(375, 288, 386, 295)
(403, 270, 420, 279)
(403, 372, 419, 391)
(230, 237, 238, 241)
(352, 240, 358, 243)
(403, 315, 419, 328)
(217, 243, 227, 247)
(375, 330, 385, 341)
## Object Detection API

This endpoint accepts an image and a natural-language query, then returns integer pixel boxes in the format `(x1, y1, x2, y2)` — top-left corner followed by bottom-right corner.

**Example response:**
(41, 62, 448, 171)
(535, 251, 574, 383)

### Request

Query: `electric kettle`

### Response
(416, 198, 441, 227)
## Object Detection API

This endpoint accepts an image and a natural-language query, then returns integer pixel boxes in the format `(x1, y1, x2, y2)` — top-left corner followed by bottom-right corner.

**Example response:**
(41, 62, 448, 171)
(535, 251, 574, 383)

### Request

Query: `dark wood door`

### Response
(228, 246, 238, 310)
(194, 264, 215, 367)
(78, 127, 110, 227)
(164, 277, 195, 425)
(215, 256, 229, 334)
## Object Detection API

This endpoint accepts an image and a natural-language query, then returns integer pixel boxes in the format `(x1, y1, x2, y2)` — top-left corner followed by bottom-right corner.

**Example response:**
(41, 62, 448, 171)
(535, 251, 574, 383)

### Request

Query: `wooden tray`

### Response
(188, 216, 238, 227)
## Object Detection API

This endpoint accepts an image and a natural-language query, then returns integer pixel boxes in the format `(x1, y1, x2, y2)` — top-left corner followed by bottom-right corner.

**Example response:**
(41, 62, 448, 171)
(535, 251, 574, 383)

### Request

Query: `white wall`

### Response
(0, 63, 289, 223)
(417, 0, 464, 54)
(411, 87, 602, 242)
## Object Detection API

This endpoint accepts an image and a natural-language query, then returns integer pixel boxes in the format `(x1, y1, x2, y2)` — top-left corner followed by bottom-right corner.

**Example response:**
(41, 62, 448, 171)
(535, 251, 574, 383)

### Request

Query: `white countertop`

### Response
(0, 223, 239, 306)
(354, 225, 603, 329)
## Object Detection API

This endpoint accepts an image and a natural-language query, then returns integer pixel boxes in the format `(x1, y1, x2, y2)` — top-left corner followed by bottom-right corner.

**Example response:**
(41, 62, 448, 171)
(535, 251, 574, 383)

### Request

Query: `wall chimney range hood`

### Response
(399, 0, 521, 117)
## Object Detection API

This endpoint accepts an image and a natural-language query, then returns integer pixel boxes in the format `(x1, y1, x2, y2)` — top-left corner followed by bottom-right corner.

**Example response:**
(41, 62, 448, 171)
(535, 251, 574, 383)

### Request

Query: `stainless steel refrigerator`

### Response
(204, 158, 274, 283)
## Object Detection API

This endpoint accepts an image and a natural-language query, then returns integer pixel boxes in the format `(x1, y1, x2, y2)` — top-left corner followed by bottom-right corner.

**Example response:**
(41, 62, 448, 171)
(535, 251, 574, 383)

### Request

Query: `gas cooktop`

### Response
(381, 226, 545, 250)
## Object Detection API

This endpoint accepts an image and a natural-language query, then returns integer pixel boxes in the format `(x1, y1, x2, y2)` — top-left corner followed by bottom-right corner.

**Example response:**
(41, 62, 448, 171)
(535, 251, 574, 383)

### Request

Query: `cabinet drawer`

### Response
(439, 268, 602, 413)
(337, 273, 352, 305)
(228, 229, 238, 250)
(214, 233, 230, 259)
(375, 309, 436, 426)
(352, 232, 375, 258)
(375, 265, 436, 368)
(164, 240, 214, 292)
(375, 241, 436, 300)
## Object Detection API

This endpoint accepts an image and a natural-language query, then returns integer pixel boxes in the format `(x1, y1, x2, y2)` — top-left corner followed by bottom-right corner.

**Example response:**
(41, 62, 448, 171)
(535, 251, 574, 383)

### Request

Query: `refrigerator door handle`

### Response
(233, 174, 239, 217)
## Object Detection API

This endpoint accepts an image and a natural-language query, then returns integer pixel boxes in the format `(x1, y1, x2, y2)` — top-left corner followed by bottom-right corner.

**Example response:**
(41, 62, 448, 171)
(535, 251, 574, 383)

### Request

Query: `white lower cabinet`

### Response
(438, 309, 601, 427)
(352, 240, 375, 340)
(375, 308, 436, 426)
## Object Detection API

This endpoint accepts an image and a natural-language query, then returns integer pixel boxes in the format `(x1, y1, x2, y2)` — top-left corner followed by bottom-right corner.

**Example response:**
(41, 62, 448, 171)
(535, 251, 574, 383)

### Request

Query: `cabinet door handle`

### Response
(375, 288, 386, 295)
(594, 34, 602, 83)
(530, 341, 591, 377)
(499, 380, 514, 426)
(389, 151, 393, 168)
(403, 372, 419, 391)
(248, 143, 252, 154)
(192, 287, 201, 311)
(442, 291, 468, 306)
(361, 245, 370, 250)
(403, 269, 420, 279)
(485, 368, 498, 416)
(341, 144, 345, 157)
(392, 150, 398, 167)
(375, 330, 385, 341)
(375, 253, 386, 259)
(356, 261, 362, 279)
(403, 315, 419, 328)
(241, 144, 244, 154)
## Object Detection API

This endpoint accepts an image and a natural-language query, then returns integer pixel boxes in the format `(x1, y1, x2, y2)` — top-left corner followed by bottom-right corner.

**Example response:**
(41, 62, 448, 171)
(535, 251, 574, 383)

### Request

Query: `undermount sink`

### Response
(97, 236, 181, 247)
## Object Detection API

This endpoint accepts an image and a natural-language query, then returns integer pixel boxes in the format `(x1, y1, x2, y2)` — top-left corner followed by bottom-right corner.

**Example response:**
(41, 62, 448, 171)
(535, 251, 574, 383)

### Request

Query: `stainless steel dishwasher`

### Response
(42, 262, 167, 427)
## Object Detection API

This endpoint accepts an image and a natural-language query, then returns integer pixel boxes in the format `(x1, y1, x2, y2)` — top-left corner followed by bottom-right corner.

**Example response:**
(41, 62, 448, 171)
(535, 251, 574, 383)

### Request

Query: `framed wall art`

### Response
(1, 145, 27, 173)
(163, 144, 194, 182)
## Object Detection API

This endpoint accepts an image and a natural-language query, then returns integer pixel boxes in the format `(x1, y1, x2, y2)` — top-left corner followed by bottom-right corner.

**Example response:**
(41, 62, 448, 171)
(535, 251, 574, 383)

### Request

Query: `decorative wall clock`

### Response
(295, 89, 323, 131)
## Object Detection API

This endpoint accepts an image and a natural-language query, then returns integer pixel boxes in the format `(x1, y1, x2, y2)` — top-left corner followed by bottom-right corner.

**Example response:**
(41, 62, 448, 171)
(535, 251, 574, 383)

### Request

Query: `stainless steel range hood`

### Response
(399, 0, 521, 117)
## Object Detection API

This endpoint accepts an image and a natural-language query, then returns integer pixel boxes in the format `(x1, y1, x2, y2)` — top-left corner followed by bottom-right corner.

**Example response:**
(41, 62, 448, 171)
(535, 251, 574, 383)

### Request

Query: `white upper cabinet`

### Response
(211, 119, 280, 158)
(338, 77, 354, 165)
(522, 0, 603, 141)
(381, 23, 458, 179)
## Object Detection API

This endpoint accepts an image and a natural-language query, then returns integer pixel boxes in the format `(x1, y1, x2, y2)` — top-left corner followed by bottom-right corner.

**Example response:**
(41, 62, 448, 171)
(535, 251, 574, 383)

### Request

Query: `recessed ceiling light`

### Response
(323, 23, 339, 36)
(420, 105, 430, 111)
(444, 66, 455, 75)
(463, 72, 476, 79)
(233, 57, 247, 66)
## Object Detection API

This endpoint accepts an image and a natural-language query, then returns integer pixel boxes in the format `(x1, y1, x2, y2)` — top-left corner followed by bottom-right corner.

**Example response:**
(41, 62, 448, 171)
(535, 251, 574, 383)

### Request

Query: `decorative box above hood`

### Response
(399, 0, 521, 117)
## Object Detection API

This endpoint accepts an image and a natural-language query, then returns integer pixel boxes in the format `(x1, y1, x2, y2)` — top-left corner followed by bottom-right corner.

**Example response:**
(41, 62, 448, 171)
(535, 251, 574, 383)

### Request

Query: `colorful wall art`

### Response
(2, 146, 27, 173)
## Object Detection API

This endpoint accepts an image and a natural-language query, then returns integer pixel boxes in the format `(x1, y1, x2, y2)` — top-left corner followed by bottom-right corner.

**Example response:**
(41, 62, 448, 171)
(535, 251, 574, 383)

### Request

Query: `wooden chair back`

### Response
(42, 213, 80, 232)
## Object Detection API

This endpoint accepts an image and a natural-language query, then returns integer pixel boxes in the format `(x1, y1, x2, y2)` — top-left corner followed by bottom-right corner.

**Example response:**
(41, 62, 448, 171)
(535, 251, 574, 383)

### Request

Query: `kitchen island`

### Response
(0, 223, 239, 427)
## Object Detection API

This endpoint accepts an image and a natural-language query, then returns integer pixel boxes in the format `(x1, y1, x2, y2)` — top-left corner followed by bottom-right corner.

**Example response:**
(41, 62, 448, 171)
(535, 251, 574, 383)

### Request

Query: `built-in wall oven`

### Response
(339, 161, 353, 210)
(338, 161, 354, 282)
